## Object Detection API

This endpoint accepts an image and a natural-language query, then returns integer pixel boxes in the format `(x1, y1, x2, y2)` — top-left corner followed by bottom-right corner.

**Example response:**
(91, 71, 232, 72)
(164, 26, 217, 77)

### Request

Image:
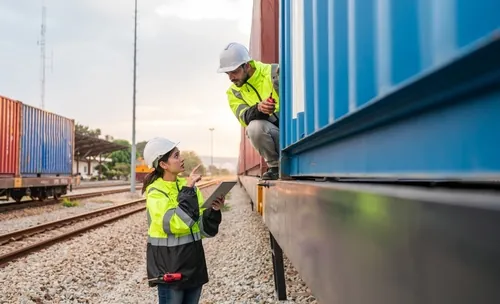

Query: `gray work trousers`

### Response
(245, 120, 280, 168)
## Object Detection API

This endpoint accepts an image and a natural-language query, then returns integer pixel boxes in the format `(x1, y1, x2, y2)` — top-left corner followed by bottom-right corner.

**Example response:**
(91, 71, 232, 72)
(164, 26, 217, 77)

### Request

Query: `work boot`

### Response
(261, 167, 279, 180)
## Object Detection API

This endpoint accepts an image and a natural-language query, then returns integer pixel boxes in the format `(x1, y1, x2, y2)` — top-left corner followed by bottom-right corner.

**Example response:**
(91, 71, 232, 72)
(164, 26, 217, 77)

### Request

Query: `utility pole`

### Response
(39, 1, 47, 109)
(209, 128, 215, 167)
(130, 0, 138, 193)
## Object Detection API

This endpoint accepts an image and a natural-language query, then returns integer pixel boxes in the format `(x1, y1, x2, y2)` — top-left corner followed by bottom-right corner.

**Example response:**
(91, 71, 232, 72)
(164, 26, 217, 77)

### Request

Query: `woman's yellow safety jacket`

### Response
(145, 177, 221, 290)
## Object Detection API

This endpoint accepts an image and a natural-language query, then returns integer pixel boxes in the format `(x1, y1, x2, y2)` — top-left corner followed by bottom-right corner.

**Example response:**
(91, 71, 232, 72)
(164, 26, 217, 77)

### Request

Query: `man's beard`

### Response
(235, 72, 250, 87)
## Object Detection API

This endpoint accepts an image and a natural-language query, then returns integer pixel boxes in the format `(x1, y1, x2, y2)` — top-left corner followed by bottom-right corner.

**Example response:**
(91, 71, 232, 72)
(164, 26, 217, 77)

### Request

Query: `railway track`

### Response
(0, 179, 220, 267)
(74, 181, 133, 189)
(0, 186, 142, 213)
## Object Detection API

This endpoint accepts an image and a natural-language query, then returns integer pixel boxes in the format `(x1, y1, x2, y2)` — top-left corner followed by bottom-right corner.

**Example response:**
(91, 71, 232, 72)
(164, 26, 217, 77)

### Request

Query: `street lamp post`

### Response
(130, 0, 138, 193)
(209, 128, 214, 168)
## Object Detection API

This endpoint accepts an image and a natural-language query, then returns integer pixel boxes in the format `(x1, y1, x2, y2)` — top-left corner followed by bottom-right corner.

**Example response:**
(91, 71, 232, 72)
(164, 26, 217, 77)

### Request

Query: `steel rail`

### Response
(0, 186, 141, 213)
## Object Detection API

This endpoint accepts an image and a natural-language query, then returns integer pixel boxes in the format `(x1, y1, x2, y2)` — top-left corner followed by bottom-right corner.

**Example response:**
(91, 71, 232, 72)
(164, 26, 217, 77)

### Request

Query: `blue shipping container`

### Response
(279, 0, 500, 180)
(20, 104, 75, 176)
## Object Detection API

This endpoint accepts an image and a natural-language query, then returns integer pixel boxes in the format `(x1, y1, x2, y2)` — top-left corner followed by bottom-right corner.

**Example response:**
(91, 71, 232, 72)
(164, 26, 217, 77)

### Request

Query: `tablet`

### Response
(202, 180, 237, 209)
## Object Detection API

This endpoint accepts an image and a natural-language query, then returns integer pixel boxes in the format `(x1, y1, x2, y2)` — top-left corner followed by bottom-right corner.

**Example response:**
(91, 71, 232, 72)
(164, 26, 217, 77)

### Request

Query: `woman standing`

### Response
(142, 137, 224, 304)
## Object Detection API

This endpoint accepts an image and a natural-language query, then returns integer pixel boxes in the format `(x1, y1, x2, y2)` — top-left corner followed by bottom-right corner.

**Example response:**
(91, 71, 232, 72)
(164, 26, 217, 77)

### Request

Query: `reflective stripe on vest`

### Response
(234, 103, 248, 122)
(163, 207, 195, 234)
(270, 63, 279, 93)
(198, 216, 213, 238)
(148, 232, 202, 247)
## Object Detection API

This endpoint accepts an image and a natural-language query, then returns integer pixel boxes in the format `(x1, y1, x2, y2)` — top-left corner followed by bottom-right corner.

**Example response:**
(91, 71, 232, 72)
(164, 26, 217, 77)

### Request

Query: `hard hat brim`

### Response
(217, 63, 243, 73)
(169, 141, 180, 153)
(149, 141, 180, 169)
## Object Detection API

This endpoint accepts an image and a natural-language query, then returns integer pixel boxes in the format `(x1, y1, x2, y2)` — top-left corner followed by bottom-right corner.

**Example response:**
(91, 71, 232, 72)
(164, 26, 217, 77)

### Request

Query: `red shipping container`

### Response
(0, 96, 21, 176)
(238, 0, 279, 176)
(238, 127, 263, 176)
(249, 0, 279, 64)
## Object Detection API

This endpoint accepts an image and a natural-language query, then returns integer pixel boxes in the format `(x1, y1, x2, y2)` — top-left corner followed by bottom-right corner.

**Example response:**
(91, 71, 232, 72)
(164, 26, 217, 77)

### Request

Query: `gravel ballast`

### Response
(0, 184, 317, 303)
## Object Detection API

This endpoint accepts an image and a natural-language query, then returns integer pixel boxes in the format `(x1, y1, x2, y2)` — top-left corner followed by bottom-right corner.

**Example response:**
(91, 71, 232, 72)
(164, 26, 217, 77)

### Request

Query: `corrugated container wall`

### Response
(280, 0, 500, 178)
(238, 127, 264, 176)
(238, 0, 279, 176)
(20, 104, 75, 176)
(0, 96, 21, 176)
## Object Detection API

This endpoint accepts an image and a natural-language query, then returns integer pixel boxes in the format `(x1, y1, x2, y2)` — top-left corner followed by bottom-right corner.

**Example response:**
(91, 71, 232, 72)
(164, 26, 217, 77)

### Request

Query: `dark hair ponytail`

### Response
(141, 169, 162, 194)
(141, 149, 175, 194)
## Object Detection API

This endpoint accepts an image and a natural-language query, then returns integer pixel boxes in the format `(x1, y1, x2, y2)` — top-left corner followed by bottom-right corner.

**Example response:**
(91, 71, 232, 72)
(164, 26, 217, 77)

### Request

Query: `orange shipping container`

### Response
(238, 0, 279, 176)
(0, 96, 21, 176)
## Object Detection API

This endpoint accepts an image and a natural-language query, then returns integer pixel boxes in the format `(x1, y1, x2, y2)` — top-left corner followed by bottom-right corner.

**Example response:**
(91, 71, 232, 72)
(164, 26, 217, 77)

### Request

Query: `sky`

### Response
(0, 0, 253, 158)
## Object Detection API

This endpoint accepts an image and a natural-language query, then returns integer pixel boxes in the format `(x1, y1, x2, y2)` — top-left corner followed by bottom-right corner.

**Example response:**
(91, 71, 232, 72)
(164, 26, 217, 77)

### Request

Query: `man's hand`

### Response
(257, 100, 275, 115)
(187, 164, 202, 188)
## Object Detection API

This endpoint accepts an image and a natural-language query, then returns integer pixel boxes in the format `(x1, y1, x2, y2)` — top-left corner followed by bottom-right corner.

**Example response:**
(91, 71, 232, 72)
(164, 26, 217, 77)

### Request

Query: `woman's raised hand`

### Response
(187, 164, 202, 188)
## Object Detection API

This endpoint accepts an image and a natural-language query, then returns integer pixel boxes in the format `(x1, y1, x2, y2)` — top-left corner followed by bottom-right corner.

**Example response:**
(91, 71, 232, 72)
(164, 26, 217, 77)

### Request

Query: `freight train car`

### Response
(239, 1, 500, 303)
(0, 95, 75, 202)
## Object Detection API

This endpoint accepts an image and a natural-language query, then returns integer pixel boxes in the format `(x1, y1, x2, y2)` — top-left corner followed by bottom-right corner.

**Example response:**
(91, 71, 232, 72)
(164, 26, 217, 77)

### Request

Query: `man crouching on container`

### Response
(142, 137, 225, 304)
(217, 42, 280, 180)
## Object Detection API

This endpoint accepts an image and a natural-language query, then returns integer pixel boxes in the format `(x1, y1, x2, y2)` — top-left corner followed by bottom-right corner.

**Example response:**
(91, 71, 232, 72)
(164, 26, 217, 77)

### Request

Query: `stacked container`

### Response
(0, 96, 21, 177)
(20, 104, 74, 176)
(0, 96, 74, 178)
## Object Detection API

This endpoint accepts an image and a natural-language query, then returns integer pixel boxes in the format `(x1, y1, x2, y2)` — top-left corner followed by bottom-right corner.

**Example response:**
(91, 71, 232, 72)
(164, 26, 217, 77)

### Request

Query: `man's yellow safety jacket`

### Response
(226, 60, 280, 128)
(145, 177, 221, 289)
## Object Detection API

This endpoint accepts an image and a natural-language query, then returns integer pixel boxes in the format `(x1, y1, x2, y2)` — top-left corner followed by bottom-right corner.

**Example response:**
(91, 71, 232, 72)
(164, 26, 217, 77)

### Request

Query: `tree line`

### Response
(76, 124, 230, 180)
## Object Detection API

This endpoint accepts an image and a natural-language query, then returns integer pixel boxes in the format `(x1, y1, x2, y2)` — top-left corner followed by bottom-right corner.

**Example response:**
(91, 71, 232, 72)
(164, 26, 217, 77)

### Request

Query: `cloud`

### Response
(137, 104, 204, 118)
(156, 0, 243, 20)
(138, 119, 199, 127)
(155, 0, 252, 35)
(0, 0, 253, 158)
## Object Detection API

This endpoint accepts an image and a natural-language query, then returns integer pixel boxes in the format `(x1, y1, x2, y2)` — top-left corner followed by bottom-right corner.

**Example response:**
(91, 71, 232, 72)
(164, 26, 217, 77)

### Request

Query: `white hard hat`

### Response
(143, 137, 179, 168)
(217, 42, 251, 73)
